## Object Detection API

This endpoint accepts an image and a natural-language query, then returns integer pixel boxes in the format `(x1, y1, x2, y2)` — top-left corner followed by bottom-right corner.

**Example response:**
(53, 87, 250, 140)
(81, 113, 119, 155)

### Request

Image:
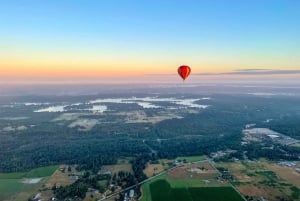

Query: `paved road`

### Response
(98, 164, 181, 201)
(99, 158, 247, 201)
(207, 159, 247, 201)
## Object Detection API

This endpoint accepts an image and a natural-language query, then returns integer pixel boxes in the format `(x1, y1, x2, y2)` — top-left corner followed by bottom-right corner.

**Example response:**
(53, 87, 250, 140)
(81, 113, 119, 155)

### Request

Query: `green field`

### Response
(0, 165, 58, 201)
(167, 178, 205, 188)
(176, 155, 206, 163)
(140, 173, 206, 201)
(149, 180, 244, 201)
(0, 179, 24, 200)
(0, 165, 59, 179)
(141, 174, 167, 201)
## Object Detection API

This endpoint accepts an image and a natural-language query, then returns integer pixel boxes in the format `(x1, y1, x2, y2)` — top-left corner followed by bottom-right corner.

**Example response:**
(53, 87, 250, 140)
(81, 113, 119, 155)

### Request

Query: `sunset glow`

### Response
(0, 0, 299, 82)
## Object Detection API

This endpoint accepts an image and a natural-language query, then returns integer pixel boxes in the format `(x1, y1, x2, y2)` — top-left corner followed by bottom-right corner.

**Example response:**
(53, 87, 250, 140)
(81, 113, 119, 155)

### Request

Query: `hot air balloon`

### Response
(178, 65, 191, 81)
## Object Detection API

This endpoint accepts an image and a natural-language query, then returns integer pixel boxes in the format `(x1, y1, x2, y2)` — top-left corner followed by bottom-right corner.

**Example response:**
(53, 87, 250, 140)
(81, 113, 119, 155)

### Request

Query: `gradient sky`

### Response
(0, 0, 300, 82)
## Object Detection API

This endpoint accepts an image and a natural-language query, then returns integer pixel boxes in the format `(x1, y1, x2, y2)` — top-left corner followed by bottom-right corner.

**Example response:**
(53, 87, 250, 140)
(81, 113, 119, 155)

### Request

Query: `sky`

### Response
(0, 0, 300, 83)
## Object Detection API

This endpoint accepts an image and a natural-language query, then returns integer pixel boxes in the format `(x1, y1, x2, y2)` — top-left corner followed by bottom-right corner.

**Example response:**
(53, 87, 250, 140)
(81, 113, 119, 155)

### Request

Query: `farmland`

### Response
(148, 179, 244, 201)
(188, 187, 245, 201)
(144, 163, 164, 177)
(175, 155, 206, 163)
(140, 161, 240, 201)
(0, 165, 58, 201)
(1, 92, 300, 200)
(0, 165, 58, 179)
(168, 162, 219, 181)
(45, 165, 80, 188)
(101, 163, 133, 175)
(216, 160, 300, 201)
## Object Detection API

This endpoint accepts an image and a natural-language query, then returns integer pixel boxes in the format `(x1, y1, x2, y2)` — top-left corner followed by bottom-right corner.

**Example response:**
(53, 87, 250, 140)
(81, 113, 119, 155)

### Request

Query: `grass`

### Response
(158, 159, 174, 170)
(144, 163, 165, 177)
(101, 164, 133, 174)
(290, 186, 300, 200)
(0, 165, 59, 179)
(140, 174, 167, 201)
(0, 179, 24, 200)
(256, 170, 278, 187)
(149, 179, 244, 201)
(166, 177, 204, 188)
(140, 160, 232, 201)
(176, 155, 206, 163)
(0, 178, 46, 201)
(0, 165, 58, 201)
(26, 165, 58, 178)
(150, 180, 193, 201)
(217, 160, 300, 201)
(188, 187, 244, 201)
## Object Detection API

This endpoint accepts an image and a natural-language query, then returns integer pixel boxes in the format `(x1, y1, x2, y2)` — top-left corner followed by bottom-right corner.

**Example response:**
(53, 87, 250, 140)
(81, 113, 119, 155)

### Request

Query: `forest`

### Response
(1, 94, 300, 173)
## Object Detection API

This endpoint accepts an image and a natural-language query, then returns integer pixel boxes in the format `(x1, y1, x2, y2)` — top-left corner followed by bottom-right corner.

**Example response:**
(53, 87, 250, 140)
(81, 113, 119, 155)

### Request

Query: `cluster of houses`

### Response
(32, 193, 42, 201)
(242, 128, 299, 146)
(123, 189, 135, 201)
(98, 169, 112, 175)
(210, 149, 238, 160)
(278, 161, 300, 174)
(278, 161, 297, 167)
(86, 187, 100, 197)
(173, 160, 185, 166)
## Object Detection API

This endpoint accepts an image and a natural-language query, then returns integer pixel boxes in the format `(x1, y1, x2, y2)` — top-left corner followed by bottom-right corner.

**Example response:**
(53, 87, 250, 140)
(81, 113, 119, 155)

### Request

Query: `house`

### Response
(130, 189, 134, 198)
(33, 193, 41, 201)
(98, 169, 112, 175)
(278, 161, 296, 167)
(86, 188, 99, 197)
(68, 174, 79, 180)
(123, 193, 128, 201)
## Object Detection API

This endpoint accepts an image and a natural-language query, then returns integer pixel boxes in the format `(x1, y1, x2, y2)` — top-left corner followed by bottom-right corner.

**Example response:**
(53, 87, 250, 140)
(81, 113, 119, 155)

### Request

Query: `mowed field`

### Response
(176, 155, 206, 163)
(169, 162, 218, 181)
(144, 163, 165, 177)
(144, 156, 206, 178)
(0, 165, 58, 201)
(140, 161, 237, 201)
(149, 180, 244, 201)
(101, 163, 133, 174)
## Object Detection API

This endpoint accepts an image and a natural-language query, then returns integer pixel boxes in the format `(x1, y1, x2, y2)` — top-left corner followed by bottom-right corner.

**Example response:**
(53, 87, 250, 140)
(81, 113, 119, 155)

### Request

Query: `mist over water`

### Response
(0, 74, 300, 96)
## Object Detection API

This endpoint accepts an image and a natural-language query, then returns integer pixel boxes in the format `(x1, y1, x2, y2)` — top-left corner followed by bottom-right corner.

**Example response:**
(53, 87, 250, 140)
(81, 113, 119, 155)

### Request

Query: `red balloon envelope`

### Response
(178, 65, 191, 80)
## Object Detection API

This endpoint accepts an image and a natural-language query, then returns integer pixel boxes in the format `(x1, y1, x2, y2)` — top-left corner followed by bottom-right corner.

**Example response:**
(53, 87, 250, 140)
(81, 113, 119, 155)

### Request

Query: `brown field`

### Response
(217, 162, 256, 183)
(101, 164, 133, 174)
(25, 166, 77, 201)
(168, 162, 218, 180)
(117, 157, 134, 164)
(36, 190, 53, 201)
(158, 159, 174, 169)
(45, 165, 79, 188)
(121, 110, 182, 124)
(237, 185, 285, 200)
(84, 194, 102, 201)
(262, 161, 300, 188)
(143, 163, 164, 177)
(217, 160, 300, 201)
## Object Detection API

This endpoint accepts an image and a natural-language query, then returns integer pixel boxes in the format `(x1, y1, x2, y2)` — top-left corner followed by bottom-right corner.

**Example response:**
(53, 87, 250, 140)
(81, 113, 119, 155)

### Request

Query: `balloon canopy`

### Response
(177, 65, 191, 81)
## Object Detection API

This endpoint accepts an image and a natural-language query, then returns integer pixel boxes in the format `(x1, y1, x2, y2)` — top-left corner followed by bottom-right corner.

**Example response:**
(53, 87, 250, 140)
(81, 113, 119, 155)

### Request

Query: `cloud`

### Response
(196, 69, 300, 75)
(144, 69, 300, 77)
(234, 69, 270, 72)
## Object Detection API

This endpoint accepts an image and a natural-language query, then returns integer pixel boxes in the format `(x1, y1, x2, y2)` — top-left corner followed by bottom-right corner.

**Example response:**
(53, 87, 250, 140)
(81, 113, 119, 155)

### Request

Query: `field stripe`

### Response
(186, 186, 195, 201)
